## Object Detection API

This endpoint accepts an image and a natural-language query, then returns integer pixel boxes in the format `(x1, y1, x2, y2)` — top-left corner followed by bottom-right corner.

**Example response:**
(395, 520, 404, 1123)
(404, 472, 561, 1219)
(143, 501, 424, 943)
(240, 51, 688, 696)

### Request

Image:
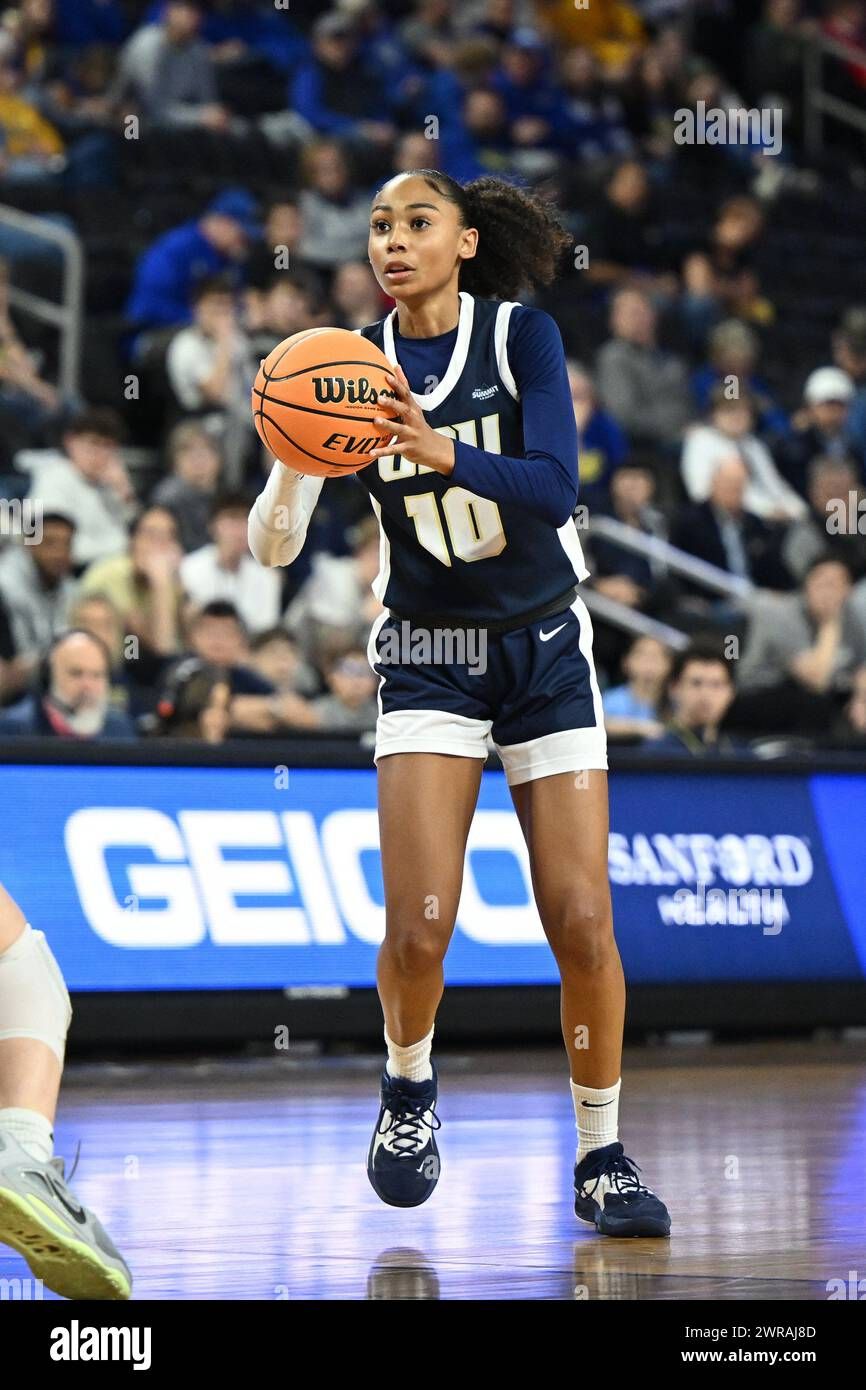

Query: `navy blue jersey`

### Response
(356, 290, 588, 624)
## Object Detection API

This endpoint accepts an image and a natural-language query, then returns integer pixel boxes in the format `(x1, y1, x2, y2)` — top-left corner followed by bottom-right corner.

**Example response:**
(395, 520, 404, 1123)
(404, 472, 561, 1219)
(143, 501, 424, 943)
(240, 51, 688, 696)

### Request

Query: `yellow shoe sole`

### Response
(0, 1186, 131, 1300)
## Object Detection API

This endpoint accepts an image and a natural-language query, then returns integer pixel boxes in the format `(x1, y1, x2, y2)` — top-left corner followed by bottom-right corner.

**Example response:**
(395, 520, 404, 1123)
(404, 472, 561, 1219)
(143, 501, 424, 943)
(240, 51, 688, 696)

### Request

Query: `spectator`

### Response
(738, 556, 866, 696)
(744, 0, 810, 136)
(78, 504, 184, 660)
(603, 634, 672, 740)
(681, 387, 807, 522)
(290, 12, 396, 147)
(0, 629, 135, 738)
(285, 515, 383, 662)
(145, 656, 231, 742)
(181, 493, 283, 634)
(185, 599, 311, 734)
(589, 460, 671, 613)
(68, 591, 131, 714)
(165, 275, 257, 485)
(150, 421, 223, 553)
(332, 261, 389, 331)
(781, 457, 866, 583)
(770, 366, 856, 499)
(584, 160, 671, 289)
(440, 87, 517, 183)
(296, 139, 374, 271)
(595, 288, 692, 449)
(0, 512, 76, 697)
(832, 306, 866, 471)
(827, 662, 866, 747)
(534, 0, 645, 74)
(557, 46, 633, 163)
(111, 0, 229, 133)
(125, 187, 258, 336)
(644, 643, 741, 756)
(670, 455, 792, 593)
(247, 270, 326, 359)
(691, 320, 788, 438)
(567, 360, 627, 508)
(248, 627, 319, 699)
(680, 196, 772, 344)
(245, 199, 308, 293)
(401, 0, 459, 69)
(0, 37, 65, 180)
(489, 28, 564, 166)
(24, 408, 136, 568)
(311, 646, 378, 734)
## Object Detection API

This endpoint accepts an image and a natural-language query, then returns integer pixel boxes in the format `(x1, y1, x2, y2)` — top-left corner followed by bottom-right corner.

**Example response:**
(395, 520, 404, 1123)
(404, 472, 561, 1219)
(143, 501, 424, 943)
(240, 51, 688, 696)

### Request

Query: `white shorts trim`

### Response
(374, 708, 492, 763)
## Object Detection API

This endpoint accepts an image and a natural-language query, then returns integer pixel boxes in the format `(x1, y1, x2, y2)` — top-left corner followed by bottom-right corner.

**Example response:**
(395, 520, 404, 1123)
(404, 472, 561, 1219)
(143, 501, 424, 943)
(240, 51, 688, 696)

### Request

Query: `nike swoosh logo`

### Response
(539, 622, 567, 642)
(44, 1173, 88, 1224)
(581, 1099, 615, 1107)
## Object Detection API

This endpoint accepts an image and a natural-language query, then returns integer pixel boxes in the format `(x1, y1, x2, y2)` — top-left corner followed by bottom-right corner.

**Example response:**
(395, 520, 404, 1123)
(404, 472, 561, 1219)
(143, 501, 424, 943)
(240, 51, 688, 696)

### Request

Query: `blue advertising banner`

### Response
(0, 763, 863, 991)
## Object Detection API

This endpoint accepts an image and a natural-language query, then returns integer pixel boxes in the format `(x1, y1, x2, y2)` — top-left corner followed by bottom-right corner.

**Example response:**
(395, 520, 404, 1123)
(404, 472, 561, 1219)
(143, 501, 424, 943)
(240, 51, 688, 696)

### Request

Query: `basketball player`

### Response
(248, 171, 671, 1236)
(0, 882, 132, 1296)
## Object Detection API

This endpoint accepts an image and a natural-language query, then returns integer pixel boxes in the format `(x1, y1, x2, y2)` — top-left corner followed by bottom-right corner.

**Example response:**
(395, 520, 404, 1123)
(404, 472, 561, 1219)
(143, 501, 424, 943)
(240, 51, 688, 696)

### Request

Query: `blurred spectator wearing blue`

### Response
(691, 320, 788, 440)
(602, 633, 672, 742)
(566, 360, 627, 509)
(125, 188, 258, 338)
(489, 28, 567, 165)
(557, 46, 633, 161)
(440, 87, 519, 183)
(290, 12, 397, 150)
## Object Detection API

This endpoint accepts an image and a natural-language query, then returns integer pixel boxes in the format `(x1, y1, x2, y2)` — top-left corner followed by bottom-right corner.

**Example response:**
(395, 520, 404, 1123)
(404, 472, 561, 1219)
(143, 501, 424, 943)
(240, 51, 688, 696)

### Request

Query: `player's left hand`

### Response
(369, 365, 455, 474)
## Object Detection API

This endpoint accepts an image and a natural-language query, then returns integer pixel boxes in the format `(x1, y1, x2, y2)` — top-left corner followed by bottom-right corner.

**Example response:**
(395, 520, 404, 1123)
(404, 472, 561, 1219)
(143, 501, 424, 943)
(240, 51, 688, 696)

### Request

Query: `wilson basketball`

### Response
(251, 327, 399, 477)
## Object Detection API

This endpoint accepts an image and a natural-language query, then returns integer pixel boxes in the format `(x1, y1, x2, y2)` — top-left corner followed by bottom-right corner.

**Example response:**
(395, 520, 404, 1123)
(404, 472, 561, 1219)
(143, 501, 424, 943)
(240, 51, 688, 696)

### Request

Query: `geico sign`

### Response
(64, 808, 547, 948)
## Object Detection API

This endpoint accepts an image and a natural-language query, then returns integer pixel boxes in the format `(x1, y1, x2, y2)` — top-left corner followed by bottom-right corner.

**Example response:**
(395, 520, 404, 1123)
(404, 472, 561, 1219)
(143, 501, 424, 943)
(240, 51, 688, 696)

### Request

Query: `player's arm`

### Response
(247, 460, 325, 568)
(369, 307, 579, 527)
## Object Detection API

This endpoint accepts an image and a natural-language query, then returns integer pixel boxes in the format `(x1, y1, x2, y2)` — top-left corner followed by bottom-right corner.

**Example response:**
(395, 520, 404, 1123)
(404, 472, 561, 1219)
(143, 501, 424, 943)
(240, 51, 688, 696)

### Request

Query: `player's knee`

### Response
(0, 924, 72, 1067)
(547, 898, 614, 973)
(386, 926, 449, 977)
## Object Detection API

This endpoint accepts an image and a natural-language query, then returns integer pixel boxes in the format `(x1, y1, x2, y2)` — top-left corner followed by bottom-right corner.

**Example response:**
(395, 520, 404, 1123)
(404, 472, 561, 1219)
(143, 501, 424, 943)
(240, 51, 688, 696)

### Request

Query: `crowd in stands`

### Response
(1, 0, 866, 753)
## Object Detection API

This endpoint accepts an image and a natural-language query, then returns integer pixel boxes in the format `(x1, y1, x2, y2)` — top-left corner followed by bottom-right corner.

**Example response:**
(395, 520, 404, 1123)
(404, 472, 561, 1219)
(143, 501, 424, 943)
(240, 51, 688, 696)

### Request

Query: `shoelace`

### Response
(580, 1148, 652, 1200)
(379, 1095, 442, 1159)
(49, 1138, 82, 1185)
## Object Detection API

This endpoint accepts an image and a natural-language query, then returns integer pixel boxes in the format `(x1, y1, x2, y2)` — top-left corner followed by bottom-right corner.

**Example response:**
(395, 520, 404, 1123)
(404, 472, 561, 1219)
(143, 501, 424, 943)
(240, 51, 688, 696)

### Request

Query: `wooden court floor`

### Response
(2, 1040, 864, 1300)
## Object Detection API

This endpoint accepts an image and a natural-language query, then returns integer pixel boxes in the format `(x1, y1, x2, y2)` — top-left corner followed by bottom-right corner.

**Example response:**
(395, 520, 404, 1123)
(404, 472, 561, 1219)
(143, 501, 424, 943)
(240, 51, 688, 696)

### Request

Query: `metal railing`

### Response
(580, 587, 691, 651)
(588, 514, 756, 601)
(0, 204, 84, 398)
(802, 30, 866, 159)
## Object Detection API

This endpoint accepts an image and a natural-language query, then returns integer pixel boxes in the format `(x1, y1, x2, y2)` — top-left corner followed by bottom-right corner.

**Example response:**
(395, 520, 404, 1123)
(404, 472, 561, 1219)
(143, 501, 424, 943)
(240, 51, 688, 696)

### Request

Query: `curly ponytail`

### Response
(384, 169, 573, 300)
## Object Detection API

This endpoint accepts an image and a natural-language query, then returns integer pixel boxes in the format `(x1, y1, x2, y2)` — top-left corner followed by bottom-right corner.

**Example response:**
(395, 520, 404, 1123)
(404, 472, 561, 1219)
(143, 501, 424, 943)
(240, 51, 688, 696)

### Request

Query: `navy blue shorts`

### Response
(366, 592, 607, 785)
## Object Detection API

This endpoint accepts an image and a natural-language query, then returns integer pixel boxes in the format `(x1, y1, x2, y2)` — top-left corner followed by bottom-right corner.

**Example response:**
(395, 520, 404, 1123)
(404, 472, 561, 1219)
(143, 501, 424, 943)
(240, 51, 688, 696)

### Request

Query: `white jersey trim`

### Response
(494, 301, 520, 400)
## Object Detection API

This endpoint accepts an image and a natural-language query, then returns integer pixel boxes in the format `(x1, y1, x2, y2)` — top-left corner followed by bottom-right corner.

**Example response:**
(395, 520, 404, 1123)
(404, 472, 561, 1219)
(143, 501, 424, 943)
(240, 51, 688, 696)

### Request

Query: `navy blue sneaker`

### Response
(367, 1066, 441, 1208)
(574, 1142, 671, 1237)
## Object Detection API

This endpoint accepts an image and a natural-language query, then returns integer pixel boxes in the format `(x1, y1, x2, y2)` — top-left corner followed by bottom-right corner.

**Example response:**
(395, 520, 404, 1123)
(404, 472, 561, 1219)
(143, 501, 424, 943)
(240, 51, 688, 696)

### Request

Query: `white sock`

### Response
(385, 1025, 434, 1082)
(0, 1106, 54, 1163)
(571, 1077, 621, 1163)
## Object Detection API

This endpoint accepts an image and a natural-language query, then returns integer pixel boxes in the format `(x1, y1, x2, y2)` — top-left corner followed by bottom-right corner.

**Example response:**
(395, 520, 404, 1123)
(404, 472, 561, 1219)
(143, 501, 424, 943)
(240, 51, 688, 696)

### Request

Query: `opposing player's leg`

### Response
(368, 752, 482, 1207)
(509, 771, 670, 1237)
(0, 882, 132, 1297)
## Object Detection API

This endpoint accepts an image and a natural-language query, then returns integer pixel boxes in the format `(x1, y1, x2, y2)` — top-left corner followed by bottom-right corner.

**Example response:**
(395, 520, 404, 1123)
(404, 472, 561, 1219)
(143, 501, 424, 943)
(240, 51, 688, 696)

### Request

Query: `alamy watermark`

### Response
(674, 102, 782, 157)
(376, 621, 487, 675)
(0, 498, 43, 544)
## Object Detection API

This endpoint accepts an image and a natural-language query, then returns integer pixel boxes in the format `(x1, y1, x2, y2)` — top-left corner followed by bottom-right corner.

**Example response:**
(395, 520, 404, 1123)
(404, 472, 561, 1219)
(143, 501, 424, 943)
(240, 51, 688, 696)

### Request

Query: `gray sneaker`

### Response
(0, 1131, 132, 1299)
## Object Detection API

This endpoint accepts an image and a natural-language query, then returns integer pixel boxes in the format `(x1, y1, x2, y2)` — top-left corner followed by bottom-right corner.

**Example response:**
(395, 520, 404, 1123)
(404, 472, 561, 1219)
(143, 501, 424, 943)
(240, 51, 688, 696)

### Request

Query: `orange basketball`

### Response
(251, 327, 399, 477)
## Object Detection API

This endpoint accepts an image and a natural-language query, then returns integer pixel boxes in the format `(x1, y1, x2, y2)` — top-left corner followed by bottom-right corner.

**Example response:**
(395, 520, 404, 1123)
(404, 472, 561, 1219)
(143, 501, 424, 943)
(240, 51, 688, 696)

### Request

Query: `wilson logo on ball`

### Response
(251, 327, 399, 478)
